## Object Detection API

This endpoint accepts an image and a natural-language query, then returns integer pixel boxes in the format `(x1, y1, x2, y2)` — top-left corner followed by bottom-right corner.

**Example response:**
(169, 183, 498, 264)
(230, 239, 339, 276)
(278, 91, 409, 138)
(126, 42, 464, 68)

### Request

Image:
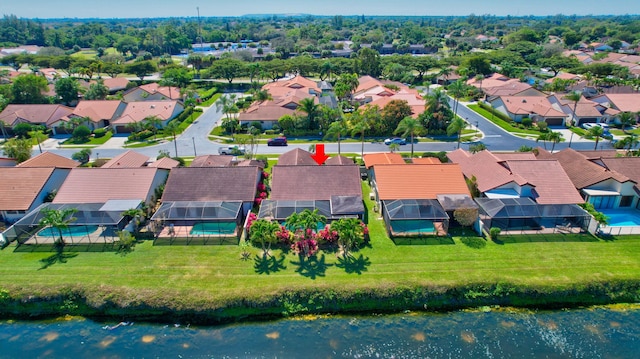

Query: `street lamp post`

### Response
(568, 131, 574, 148)
(192, 137, 197, 157)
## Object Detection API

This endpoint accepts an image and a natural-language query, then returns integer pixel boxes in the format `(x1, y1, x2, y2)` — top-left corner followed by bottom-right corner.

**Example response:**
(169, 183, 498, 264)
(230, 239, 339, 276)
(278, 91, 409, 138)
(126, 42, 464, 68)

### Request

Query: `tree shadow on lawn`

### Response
(254, 253, 287, 275)
(291, 254, 331, 279)
(38, 245, 79, 270)
(494, 233, 599, 244)
(335, 254, 371, 275)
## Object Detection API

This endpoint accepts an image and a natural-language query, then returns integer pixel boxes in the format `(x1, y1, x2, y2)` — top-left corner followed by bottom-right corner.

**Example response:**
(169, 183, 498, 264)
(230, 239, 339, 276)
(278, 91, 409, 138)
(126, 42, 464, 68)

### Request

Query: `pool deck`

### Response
(22, 226, 118, 245)
(155, 225, 239, 245)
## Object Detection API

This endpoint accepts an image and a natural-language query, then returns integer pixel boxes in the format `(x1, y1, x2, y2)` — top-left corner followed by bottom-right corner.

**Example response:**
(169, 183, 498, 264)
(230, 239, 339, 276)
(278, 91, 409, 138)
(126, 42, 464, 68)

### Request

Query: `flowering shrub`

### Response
(254, 197, 263, 206)
(257, 183, 266, 192)
(262, 171, 269, 180)
(316, 224, 338, 244)
(245, 212, 258, 231)
(361, 222, 369, 237)
(259, 191, 267, 199)
(275, 225, 292, 244)
(291, 239, 319, 258)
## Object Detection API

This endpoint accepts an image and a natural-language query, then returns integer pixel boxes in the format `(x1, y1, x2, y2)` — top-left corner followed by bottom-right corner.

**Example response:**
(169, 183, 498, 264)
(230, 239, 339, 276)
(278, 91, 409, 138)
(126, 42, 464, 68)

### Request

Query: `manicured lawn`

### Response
(61, 132, 113, 146)
(200, 93, 222, 107)
(0, 182, 639, 307)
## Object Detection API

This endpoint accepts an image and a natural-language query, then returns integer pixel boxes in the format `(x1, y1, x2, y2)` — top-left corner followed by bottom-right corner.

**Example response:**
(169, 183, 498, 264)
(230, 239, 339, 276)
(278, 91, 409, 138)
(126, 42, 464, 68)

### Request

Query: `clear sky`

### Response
(6, 0, 640, 19)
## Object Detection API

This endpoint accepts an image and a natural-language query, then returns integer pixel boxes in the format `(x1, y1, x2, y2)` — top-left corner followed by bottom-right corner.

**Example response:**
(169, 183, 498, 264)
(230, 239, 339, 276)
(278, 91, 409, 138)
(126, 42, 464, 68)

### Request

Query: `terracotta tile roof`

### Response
(190, 155, 234, 167)
(363, 153, 405, 168)
(411, 157, 441, 164)
(271, 165, 362, 200)
(52, 168, 162, 204)
(277, 148, 318, 166)
(355, 75, 386, 94)
(492, 152, 537, 161)
(536, 148, 631, 189)
(373, 164, 470, 200)
(101, 151, 150, 168)
(137, 83, 182, 100)
(447, 149, 527, 192)
(101, 77, 130, 91)
(17, 152, 80, 169)
(72, 100, 124, 123)
(148, 157, 180, 169)
(0, 104, 73, 127)
(599, 157, 640, 187)
(603, 94, 640, 112)
(112, 100, 180, 124)
(161, 167, 260, 202)
(0, 167, 55, 210)
(238, 102, 296, 122)
(499, 96, 567, 118)
(325, 155, 355, 165)
(236, 159, 265, 168)
(503, 160, 584, 204)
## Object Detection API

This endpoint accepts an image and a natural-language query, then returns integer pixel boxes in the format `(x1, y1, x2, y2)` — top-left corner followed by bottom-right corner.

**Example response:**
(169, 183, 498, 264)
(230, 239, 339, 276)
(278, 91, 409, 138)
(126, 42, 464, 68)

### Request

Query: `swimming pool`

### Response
(602, 209, 640, 227)
(190, 222, 237, 235)
(390, 220, 435, 234)
(38, 226, 98, 237)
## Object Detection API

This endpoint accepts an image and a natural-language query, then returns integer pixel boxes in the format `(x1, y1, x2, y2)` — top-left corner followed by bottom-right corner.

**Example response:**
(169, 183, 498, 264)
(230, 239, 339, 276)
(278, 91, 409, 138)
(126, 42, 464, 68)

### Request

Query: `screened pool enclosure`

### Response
(475, 197, 590, 234)
(258, 197, 365, 223)
(151, 201, 243, 244)
(382, 199, 449, 237)
(2, 202, 132, 246)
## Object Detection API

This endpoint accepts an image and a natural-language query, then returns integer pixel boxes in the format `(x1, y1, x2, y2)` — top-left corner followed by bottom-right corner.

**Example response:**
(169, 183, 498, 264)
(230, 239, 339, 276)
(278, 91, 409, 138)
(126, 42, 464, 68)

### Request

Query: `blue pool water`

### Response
(38, 226, 98, 237)
(602, 210, 640, 227)
(189, 222, 236, 235)
(391, 220, 435, 233)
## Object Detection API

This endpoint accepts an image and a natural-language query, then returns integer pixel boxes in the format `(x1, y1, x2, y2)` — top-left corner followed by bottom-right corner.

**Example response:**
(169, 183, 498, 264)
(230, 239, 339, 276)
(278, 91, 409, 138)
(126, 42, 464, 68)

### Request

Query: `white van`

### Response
(218, 146, 246, 155)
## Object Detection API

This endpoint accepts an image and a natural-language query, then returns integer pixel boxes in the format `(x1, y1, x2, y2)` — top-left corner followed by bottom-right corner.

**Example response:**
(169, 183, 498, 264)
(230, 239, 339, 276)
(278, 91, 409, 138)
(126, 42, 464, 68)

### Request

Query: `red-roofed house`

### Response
(70, 100, 126, 130)
(0, 104, 73, 134)
(101, 150, 150, 168)
(123, 83, 182, 102)
(489, 95, 568, 126)
(111, 100, 184, 133)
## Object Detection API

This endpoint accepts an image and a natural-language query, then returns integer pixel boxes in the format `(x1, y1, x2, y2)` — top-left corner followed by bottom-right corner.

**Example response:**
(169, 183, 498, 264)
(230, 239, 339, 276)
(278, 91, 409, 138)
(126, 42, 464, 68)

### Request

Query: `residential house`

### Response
(468, 73, 544, 100)
(260, 165, 364, 222)
(591, 93, 640, 124)
(70, 100, 126, 130)
(548, 93, 611, 126)
(153, 166, 261, 243)
(111, 100, 183, 133)
(17, 151, 80, 169)
(0, 167, 71, 224)
(100, 150, 150, 168)
(488, 95, 568, 126)
(325, 155, 355, 166)
(0, 104, 73, 135)
(122, 83, 182, 102)
(190, 155, 234, 167)
(276, 148, 318, 166)
(370, 163, 473, 237)
(147, 157, 181, 170)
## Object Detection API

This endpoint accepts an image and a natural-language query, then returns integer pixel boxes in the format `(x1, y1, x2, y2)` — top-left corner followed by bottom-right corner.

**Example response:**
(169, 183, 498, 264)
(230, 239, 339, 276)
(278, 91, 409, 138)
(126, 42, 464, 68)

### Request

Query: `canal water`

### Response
(1, 306, 638, 358)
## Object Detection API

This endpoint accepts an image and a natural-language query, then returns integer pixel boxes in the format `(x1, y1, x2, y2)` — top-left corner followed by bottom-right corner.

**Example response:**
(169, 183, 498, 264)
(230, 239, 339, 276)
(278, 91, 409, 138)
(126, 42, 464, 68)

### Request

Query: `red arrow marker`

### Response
(311, 144, 329, 165)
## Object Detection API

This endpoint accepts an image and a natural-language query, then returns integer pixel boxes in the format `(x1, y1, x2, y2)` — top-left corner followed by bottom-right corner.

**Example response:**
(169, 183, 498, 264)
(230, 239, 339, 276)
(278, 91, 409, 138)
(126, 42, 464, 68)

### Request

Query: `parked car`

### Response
(218, 146, 245, 155)
(582, 123, 610, 132)
(384, 137, 406, 145)
(267, 137, 288, 146)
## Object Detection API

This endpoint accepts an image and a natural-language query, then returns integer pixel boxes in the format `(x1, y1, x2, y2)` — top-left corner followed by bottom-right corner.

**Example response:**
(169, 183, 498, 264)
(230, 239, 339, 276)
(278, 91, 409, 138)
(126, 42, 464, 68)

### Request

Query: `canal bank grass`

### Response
(0, 182, 639, 320)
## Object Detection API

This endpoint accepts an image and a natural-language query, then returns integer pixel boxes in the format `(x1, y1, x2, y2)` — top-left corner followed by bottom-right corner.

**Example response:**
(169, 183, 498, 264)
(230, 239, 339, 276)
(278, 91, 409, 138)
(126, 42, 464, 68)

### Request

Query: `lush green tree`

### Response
(2, 138, 32, 163)
(588, 125, 605, 150)
(249, 218, 280, 257)
(461, 55, 493, 76)
(208, 57, 246, 83)
(102, 62, 124, 79)
(38, 208, 78, 246)
(72, 148, 92, 165)
(330, 218, 367, 259)
(380, 100, 412, 135)
(54, 77, 79, 105)
(11, 74, 48, 104)
(421, 87, 453, 133)
(12, 122, 33, 138)
(72, 125, 91, 142)
(546, 131, 563, 152)
(394, 116, 424, 158)
(84, 79, 109, 100)
(617, 112, 637, 133)
(125, 60, 158, 82)
(538, 56, 581, 77)
(298, 97, 319, 130)
(620, 133, 639, 155)
(161, 66, 192, 94)
(356, 47, 381, 77)
(216, 93, 238, 120)
(447, 116, 467, 149)
(324, 119, 349, 155)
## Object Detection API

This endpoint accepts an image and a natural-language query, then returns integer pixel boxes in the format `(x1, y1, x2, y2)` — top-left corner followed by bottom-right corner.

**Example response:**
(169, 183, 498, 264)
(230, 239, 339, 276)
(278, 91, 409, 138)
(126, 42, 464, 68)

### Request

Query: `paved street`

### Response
(37, 94, 617, 160)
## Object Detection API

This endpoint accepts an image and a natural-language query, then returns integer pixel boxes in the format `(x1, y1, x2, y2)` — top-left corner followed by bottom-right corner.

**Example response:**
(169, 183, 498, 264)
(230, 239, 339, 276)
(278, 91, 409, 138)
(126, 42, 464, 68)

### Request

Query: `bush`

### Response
(536, 121, 548, 132)
(93, 128, 108, 138)
(12, 123, 33, 138)
(173, 106, 194, 123)
(72, 125, 91, 141)
(249, 121, 263, 132)
(128, 130, 154, 141)
(420, 151, 449, 163)
(489, 227, 501, 240)
(521, 118, 533, 128)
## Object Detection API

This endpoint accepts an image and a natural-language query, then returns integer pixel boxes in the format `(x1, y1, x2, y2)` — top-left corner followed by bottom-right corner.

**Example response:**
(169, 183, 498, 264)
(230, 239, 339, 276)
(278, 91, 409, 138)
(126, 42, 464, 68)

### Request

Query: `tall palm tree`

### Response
(298, 97, 319, 130)
(350, 114, 370, 158)
(536, 132, 549, 150)
(325, 119, 349, 155)
(164, 120, 180, 157)
(216, 94, 238, 120)
(39, 208, 78, 246)
(142, 116, 162, 140)
(394, 116, 424, 158)
(547, 131, 563, 152)
(564, 91, 582, 127)
(621, 133, 639, 155)
(447, 116, 467, 149)
(589, 125, 605, 150)
(447, 79, 466, 120)
(618, 112, 636, 133)
(249, 218, 280, 257)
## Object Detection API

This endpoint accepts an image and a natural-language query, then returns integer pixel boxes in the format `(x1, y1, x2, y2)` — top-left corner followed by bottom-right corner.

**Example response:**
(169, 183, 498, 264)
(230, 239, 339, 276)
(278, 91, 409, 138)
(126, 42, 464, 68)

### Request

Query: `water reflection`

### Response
(0, 306, 638, 358)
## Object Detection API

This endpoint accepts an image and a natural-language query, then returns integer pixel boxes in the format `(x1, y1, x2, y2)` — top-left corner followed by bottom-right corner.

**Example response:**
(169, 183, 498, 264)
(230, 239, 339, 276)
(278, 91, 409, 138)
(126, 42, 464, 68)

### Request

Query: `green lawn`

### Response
(0, 182, 639, 310)
(60, 132, 113, 147)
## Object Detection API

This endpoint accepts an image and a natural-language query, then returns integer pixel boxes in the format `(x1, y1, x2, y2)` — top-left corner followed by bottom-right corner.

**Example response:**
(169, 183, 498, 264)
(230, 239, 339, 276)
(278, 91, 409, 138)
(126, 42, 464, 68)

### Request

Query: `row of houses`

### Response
(467, 73, 640, 127)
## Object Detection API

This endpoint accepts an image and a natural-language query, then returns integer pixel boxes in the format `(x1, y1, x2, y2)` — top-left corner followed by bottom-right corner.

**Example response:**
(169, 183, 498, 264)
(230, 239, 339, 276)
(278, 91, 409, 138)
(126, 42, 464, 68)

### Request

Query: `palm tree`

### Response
(164, 120, 180, 157)
(448, 79, 466, 119)
(330, 217, 366, 259)
(298, 97, 319, 130)
(325, 119, 349, 155)
(621, 133, 639, 155)
(564, 91, 582, 127)
(350, 114, 370, 158)
(122, 207, 145, 233)
(249, 219, 280, 257)
(216, 94, 238, 120)
(38, 208, 78, 246)
(447, 117, 467, 149)
(142, 116, 162, 140)
(394, 116, 424, 158)
(618, 112, 636, 133)
(438, 67, 452, 84)
(589, 125, 605, 150)
(286, 209, 326, 233)
(547, 131, 563, 152)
